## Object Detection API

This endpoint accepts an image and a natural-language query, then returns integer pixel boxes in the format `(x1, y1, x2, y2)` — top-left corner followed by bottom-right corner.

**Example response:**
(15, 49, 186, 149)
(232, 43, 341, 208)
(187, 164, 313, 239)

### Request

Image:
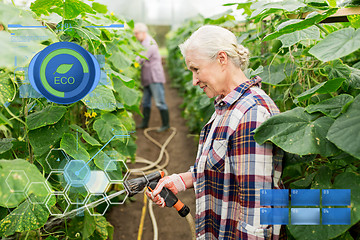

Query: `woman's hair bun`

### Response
(179, 25, 250, 70)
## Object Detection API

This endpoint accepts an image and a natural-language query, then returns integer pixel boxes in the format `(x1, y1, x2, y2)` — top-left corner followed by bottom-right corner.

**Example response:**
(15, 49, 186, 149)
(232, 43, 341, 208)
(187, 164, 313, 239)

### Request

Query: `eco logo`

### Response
(28, 42, 100, 104)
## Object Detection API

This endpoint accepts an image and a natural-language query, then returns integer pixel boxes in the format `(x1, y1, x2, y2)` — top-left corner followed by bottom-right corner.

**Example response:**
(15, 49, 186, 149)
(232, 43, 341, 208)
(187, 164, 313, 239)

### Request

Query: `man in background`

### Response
(134, 23, 170, 132)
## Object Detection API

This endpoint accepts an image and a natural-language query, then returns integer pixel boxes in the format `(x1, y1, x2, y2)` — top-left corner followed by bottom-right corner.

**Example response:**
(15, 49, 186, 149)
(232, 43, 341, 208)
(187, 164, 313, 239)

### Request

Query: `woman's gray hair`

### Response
(134, 22, 148, 32)
(179, 25, 250, 71)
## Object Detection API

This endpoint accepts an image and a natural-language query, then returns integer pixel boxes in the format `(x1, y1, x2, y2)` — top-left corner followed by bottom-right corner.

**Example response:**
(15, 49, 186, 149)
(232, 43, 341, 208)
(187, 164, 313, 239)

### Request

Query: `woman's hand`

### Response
(146, 173, 192, 207)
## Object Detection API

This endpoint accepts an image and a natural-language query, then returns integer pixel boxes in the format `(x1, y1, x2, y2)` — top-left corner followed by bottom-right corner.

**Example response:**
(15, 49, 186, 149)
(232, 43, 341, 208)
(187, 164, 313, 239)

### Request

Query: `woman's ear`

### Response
(217, 51, 228, 65)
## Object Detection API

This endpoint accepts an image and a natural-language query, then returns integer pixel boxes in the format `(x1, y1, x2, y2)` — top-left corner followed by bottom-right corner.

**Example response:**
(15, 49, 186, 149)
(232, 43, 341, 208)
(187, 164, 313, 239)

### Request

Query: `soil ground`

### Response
(107, 66, 198, 240)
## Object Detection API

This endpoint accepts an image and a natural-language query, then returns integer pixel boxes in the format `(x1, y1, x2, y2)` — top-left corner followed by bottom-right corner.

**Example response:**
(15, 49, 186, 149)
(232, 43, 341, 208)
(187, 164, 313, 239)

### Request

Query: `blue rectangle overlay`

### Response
(291, 208, 320, 225)
(322, 189, 351, 206)
(260, 208, 289, 225)
(291, 189, 320, 206)
(322, 208, 351, 225)
(260, 189, 289, 206)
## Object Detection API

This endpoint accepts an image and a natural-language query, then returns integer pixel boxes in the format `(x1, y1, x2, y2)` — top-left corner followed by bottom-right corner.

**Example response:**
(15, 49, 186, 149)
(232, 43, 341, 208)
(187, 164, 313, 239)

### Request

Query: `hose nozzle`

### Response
(124, 171, 164, 197)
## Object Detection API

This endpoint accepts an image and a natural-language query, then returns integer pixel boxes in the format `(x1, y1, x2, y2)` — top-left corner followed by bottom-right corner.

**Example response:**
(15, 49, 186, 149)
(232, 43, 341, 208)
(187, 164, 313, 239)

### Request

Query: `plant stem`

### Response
(23, 99, 33, 163)
(71, 27, 97, 55)
(12, 149, 18, 159)
(3, 105, 26, 127)
(64, 218, 68, 236)
(43, 22, 59, 41)
(24, 230, 30, 240)
(62, 0, 66, 32)
(315, 23, 330, 35)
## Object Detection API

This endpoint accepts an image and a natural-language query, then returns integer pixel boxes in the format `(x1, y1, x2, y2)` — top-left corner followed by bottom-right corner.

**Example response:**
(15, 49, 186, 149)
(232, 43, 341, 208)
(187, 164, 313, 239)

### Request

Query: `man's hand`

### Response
(146, 174, 186, 207)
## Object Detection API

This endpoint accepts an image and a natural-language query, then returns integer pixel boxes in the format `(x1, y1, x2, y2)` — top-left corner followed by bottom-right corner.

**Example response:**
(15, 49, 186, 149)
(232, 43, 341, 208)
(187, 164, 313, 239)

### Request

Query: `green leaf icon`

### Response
(54, 64, 73, 74)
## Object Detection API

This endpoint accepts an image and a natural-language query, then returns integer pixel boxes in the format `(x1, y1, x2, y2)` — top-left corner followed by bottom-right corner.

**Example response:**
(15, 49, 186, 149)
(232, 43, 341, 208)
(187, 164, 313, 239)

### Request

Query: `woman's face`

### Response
(185, 51, 225, 98)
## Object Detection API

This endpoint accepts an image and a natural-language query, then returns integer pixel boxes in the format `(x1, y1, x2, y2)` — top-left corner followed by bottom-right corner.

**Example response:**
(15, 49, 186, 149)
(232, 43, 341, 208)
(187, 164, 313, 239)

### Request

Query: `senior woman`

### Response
(146, 25, 283, 239)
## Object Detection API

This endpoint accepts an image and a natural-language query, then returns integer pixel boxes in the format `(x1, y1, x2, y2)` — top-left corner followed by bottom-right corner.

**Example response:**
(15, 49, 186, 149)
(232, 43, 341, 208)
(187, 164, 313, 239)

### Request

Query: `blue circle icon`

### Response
(28, 42, 100, 104)
(64, 160, 91, 187)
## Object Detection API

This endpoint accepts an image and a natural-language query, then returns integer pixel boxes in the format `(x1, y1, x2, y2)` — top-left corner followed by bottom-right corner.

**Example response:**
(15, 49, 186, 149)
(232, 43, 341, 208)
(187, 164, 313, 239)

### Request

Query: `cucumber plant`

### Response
(0, 0, 143, 238)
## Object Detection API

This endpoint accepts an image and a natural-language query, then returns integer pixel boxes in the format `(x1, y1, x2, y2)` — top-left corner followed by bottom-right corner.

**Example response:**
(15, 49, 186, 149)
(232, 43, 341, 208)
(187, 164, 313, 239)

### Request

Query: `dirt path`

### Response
(107, 65, 198, 240)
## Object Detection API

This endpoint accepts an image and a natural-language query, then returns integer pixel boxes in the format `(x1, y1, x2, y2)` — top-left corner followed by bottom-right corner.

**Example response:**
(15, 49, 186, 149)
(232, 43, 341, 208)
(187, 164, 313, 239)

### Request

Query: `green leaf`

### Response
(310, 166, 332, 189)
(93, 215, 110, 239)
(53, 64, 73, 74)
(111, 70, 135, 88)
(26, 106, 67, 131)
(348, 67, 360, 89)
(0, 199, 53, 237)
(60, 133, 90, 161)
(305, 94, 354, 118)
(45, 236, 59, 240)
(127, 20, 134, 29)
(28, 118, 68, 157)
(282, 164, 302, 179)
(75, 27, 101, 41)
(283, 152, 316, 168)
(107, 223, 114, 240)
(92, 2, 107, 14)
(290, 172, 316, 189)
(53, 0, 95, 19)
(68, 212, 96, 239)
(236, 2, 253, 16)
(309, 28, 360, 62)
(254, 107, 340, 156)
(278, 25, 320, 47)
(237, 33, 250, 44)
(258, 64, 286, 85)
(82, 85, 116, 111)
(69, 124, 101, 146)
(347, 14, 360, 29)
(288, 172, 360, 240)
(0, 112, 13, 128)
(93, 113, 125, 143)
(0, 138, 14, 154)
(250, 0, 306, 19)
(327, 95, 360, 159)
(324, 60, 351, 80)
(263, 8, 338, 41)
(305, 0, 329, 9)
(30, 0, 63, 16)
(0, 73, 15, 105)
(295, 78, 345, 102)
(111, 137, 137, 159)
(335, 231, 354, 240)
(90, 150, 112, 170)
(198, 95, 212, 109)
(0, 3, 56, 68)
(116, 110, 135, 131)
(354, 61, 360, 69)
(326, 0, 337, 7)
(116, 84, 141, 107)
(0, 159, 50, 207)
(244, 66, 264, 79)
(108, 51, 132, 71)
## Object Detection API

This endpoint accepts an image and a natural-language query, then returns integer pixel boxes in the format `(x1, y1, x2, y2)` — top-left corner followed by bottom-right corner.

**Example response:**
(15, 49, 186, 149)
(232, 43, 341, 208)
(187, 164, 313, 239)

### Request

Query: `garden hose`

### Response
(137, 192, 148, 240)
(128, 127, 177, 175)
(148, 200, 159, 240)
(45, 127, 196, 240)
(128, 127, 196, 240)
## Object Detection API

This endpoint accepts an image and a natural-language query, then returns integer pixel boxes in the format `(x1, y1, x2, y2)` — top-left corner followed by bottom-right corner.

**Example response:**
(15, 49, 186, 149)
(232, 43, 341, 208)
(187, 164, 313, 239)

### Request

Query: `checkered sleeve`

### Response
(229, 104, 276, 239)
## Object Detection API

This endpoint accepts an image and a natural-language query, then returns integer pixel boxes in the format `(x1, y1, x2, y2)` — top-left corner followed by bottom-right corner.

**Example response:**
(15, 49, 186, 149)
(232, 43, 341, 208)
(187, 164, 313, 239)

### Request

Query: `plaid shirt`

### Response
(190, 76, 283, 239)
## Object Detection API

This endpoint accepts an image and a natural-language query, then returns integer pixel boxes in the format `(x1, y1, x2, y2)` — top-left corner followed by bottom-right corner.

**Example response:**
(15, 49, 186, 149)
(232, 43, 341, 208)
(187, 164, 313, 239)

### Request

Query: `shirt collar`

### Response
(214, 76, 262, 114)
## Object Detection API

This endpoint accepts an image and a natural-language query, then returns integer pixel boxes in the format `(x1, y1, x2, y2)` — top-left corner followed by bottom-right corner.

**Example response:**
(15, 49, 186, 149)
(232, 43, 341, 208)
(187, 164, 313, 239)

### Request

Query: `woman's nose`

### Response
(192, 74, 199, 86)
